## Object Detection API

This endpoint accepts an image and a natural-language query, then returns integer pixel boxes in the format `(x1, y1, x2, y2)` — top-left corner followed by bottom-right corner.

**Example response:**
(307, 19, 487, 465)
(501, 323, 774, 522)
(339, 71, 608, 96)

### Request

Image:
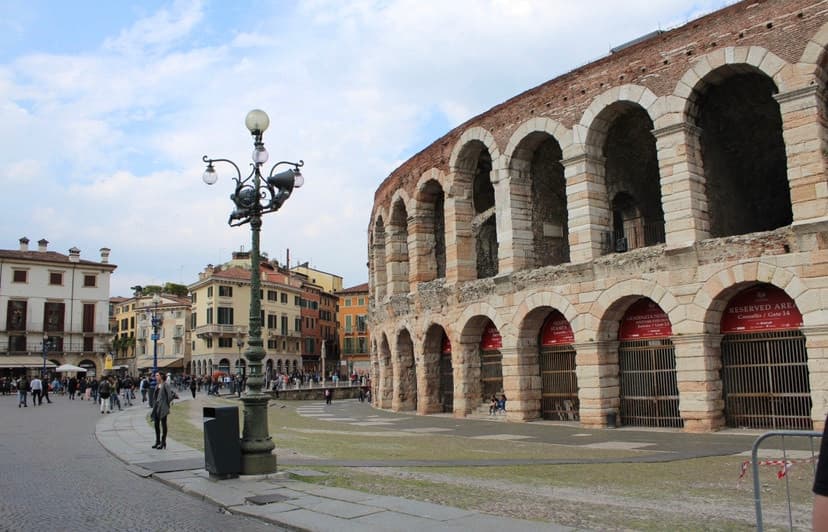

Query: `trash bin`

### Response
(203, 406, 240, 478)
(606, 411, 618, 429)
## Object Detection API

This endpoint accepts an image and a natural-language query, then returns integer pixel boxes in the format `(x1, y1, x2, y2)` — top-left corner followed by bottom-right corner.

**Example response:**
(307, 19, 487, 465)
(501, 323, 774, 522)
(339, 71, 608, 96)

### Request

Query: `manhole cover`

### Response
(246, 493, 291, 505)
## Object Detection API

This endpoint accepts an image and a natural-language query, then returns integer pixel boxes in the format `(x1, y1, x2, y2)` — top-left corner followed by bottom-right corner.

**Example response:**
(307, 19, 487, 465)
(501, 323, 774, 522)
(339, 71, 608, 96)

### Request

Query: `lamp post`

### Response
(150, 293, 163, 375)
(41, 334, 53, 378)
(202, 109, 304, 475)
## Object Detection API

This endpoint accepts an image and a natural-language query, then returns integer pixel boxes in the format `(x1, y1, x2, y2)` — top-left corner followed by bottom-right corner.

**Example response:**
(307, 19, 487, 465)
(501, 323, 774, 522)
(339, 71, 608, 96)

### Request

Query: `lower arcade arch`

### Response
(421, 324, 452, 414)
(538, 311, 578, 421)
(617, 298, 682, 428)
(479, 319, 503, 400)
(719, 284, 811, 430)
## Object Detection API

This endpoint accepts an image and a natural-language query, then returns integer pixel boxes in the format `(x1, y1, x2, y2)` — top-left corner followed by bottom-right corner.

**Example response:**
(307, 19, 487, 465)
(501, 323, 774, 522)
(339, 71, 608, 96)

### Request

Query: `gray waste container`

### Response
(203, 406, 240, 478)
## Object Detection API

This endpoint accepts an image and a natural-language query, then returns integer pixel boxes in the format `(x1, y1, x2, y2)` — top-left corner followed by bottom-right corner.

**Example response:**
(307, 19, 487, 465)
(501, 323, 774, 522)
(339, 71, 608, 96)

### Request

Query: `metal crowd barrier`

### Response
(751, 430, 821, 531)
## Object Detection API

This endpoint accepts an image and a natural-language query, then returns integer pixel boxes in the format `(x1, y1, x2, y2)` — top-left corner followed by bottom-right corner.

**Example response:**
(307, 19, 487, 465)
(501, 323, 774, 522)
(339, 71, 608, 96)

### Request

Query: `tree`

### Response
(163, 282, 189, 297)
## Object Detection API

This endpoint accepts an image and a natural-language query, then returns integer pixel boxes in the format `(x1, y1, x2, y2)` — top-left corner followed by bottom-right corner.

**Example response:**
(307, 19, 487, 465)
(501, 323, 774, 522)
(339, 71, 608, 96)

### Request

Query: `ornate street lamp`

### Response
(202, 109, 304, 475)
(150, 293, 163, 375)
(41, 334, 53, 378)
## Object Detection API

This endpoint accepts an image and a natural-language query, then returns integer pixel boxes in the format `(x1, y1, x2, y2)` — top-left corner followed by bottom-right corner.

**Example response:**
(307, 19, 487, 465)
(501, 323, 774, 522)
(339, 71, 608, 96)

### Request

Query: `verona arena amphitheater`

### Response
(367, 0, 828, 432)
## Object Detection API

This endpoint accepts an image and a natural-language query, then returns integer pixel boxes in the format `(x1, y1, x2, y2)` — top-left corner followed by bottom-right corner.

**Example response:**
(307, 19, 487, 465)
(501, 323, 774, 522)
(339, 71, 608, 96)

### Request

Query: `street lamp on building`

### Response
(202, 109, 304, 475)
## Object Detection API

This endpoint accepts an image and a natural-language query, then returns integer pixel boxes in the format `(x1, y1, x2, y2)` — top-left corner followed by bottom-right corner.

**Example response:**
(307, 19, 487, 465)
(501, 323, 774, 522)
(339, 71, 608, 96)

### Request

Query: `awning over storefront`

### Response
(0, 356, 57, 369)
(137, 357, 184, 369)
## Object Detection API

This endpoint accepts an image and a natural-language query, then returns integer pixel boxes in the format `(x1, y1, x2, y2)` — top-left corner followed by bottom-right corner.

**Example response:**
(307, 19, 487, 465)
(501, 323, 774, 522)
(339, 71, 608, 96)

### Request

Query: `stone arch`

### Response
(420, 321, 452, 414)
(679, 57, 791, 238)
(691, 263, 808, 334)
(576, 84, 660, 157)
(505, 119, 572, 269)
(387, 192, 411, 296)
(511, 291, 577, 346)
(393, 327, 417, 411)
(592, 279, 680, 341)
(412, 169, 448, 282)
(456, 305, 506, 415)
(447, 128, 503, 281)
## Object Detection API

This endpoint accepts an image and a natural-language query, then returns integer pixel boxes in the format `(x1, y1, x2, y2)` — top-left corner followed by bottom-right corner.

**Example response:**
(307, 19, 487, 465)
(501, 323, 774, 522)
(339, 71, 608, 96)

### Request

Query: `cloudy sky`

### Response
(0, 0, 734, 297)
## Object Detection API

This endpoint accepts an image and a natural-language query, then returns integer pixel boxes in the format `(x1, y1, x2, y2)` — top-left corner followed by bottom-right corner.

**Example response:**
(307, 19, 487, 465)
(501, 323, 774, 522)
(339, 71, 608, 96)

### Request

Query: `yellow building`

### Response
(111, 293, 191, 375)
(337, 283, 369, 376)
(189, 252, 303, 380)
(291, 262, 343, 293)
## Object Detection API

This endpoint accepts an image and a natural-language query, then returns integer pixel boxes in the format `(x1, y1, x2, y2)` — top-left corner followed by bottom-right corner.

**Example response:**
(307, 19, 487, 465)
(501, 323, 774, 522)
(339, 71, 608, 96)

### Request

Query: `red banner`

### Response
(619, 298, 672, 340)
(540, 310, 575, 345)
(721, 285, 802, 333)
(480, 321, 502, 350)
(442, 334, 451, 355)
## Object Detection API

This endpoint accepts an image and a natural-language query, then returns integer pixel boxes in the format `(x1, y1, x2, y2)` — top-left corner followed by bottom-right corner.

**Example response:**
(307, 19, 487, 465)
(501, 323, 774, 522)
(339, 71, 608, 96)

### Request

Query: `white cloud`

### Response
(0, 0, 736, 297)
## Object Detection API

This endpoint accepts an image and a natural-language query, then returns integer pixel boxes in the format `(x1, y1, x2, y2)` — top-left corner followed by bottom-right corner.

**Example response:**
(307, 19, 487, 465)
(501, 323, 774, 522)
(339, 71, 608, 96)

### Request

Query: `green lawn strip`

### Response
(287, 466, 757, 530)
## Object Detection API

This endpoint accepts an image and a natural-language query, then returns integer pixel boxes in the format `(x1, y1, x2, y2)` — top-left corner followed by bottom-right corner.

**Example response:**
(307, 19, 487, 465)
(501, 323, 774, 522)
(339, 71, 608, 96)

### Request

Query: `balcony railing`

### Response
(601, 219, 665, 255)
(7, 342, 110, 354)
(194, 324, 246, 338)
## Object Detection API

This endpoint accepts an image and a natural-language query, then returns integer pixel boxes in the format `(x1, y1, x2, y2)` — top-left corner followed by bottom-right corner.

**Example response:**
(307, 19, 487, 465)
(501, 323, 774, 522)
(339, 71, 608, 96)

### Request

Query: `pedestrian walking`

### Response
(151, 372, 178, 450)
(324, 388, 332, 405)
(189, 376, 197, 399)
(98, 376, 112, 414)
(110, 377, 122, 411)
(30, 375, 43, 406)
(41, 377, 53, 404)
(68, 376, 77, 400)
(122, 376, 133, 406)
(17, 374, 29, 408)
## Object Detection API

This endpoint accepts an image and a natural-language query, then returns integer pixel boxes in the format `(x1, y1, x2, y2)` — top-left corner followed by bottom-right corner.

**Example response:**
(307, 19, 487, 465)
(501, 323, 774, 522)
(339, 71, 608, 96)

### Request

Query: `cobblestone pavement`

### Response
(0, 393, 282, 531)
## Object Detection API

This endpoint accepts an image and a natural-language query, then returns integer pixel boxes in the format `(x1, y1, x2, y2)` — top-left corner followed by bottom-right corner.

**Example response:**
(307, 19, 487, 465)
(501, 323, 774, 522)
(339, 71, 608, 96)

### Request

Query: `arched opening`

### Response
(388, 200, 410, 295)
(480, 320, 503, 400)
(602, 103, 664, 253)
(617, 298, 682, 428)
(539, 310, 578, 421)
(440, 332, 453, 413)
(422, 324, 450, 414)
(218, 358, 230, 375)
(235, 358, 247, 377)
(473, 150, 498, 278)
(379, 335, 393, 408)
(372, 217, 387, 300)
(79, 359, 97, 377)
(719, 284, 810, 430)
(394, 329, 417, 411)
(416, 180, 446, 280)
(694, 68, 791, 237)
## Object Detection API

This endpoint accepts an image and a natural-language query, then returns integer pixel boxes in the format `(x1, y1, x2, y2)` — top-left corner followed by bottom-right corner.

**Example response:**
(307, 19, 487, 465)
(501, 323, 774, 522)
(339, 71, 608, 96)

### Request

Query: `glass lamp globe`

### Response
(202, 164, 218, 185)
(245, 109, 270, 134)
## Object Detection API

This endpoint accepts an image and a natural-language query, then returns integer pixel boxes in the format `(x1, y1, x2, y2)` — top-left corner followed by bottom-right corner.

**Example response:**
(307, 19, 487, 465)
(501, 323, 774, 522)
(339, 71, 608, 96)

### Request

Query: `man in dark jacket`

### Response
(17, 374, 29, 407)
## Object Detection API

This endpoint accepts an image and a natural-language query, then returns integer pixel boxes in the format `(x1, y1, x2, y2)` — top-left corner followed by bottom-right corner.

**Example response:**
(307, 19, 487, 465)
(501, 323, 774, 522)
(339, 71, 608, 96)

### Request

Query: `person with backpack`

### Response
(98, 376, 112, 414)
(17, 374, 29, 408)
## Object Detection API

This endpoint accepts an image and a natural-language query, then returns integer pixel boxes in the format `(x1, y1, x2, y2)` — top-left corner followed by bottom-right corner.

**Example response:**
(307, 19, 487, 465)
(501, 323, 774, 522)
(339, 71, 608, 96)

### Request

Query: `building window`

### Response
(267, 290, 277, 301)
(206, 308, 213, 324)
(344, 299, 352, 307)
(217, 307, 234, 325)
(280, 293, 288, 304)
(191, 313, 197, 328)
(218, 338, 233, 348)
(267, 314, 277, 329)
(357, 315, 367, 333)
(295, 296, 301, 306)
(281, 316, 288, 335)
(345, 315, 352, 333)
(358, 337, 367, 353)
(206, 338, 213, 348)
(13, 270, 27, 283)
(83, 274, 96, 287)
(344, 337, 354, 354)
(219, 286, 233, 297)
(50, 272, 63, 285)
(267, 339, 277, 349)
(207, 286, 213, 298)
(192, 292, 197, 303)
(8, 335, 26, 352)
(358, 297, 365, 305)
(295, 317, 302, 331)
(44, 302, 65, 332)
(7, 300, 26, 331)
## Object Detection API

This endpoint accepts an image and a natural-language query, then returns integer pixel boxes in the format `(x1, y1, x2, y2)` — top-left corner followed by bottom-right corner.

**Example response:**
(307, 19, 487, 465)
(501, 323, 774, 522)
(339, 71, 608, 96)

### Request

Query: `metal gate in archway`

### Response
(618, 298, 682, 428)
(720, 284, 810, 430)
(721, 330, 811, 430)
(540, 344, 579, 421)
(480, 321, 503, 399)
(618, 338, 682, 427)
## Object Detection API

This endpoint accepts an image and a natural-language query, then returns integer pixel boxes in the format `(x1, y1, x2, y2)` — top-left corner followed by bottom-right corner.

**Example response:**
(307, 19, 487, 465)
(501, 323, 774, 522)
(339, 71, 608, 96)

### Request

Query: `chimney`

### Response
(38, 239, 48, 252)
(100, 247, 110, 264)
(68, 247, 81, 263)
(19, 237, 29, 251)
